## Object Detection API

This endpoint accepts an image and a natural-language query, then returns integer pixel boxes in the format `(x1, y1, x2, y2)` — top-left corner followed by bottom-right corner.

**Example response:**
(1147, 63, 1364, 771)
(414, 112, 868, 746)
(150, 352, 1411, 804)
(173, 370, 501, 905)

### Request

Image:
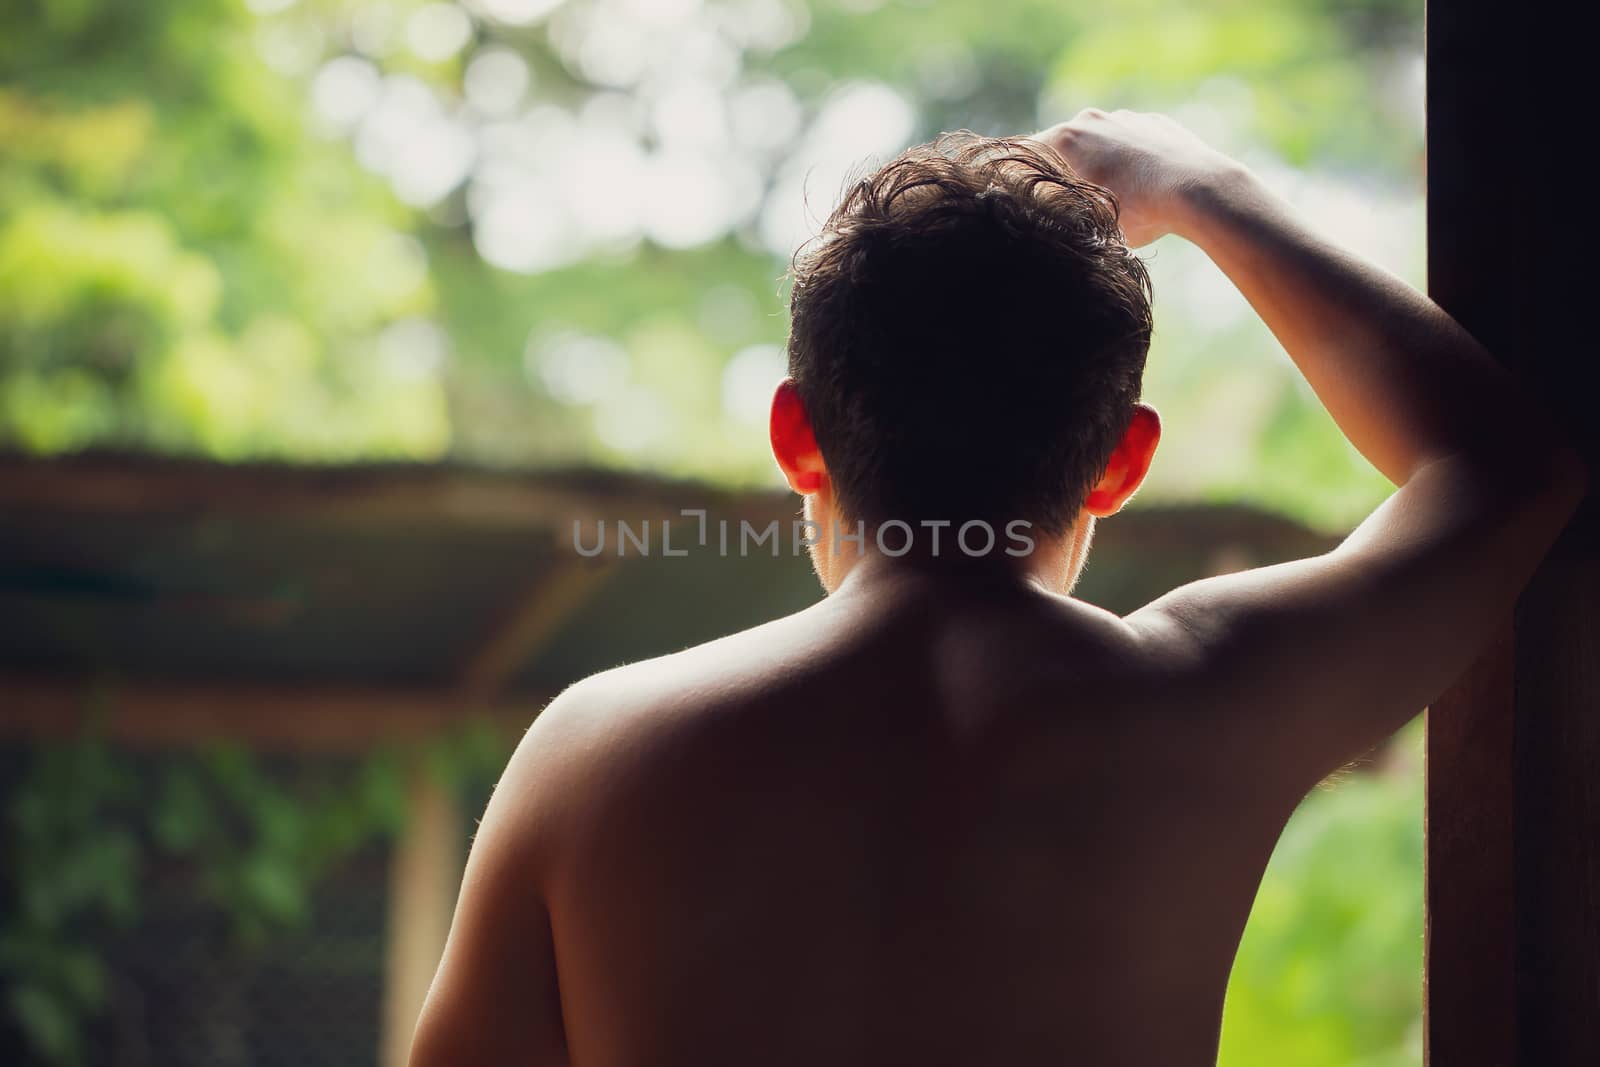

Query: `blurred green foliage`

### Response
(1220, 720, 1424, 1066)
(0, 0, 1422, 528)
(1, 1, 445, 460)
(0, 716, 510, 1066)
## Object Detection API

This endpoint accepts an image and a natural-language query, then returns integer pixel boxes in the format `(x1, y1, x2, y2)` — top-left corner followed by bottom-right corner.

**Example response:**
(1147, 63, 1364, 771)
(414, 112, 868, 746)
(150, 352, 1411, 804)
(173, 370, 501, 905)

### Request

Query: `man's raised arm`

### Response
(1036, 110, 1588, 791)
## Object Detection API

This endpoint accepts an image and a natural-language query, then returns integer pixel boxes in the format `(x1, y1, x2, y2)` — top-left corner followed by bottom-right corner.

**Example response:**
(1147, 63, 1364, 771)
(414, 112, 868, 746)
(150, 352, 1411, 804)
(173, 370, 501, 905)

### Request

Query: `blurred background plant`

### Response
(1, 722, 510, 1066)
(1, 0, 1426, 1064)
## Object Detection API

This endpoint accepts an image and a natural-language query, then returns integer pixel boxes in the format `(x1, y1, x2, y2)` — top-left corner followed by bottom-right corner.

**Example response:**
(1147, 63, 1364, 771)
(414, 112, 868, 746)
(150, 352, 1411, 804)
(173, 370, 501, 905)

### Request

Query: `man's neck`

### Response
(822, 524, 1083, 600)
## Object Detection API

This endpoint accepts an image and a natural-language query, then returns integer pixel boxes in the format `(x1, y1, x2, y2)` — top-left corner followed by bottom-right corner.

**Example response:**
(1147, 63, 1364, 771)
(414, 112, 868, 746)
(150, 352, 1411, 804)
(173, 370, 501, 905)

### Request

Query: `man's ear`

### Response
(770, 378, 829, 495)
(1085, 403, 1161, 517)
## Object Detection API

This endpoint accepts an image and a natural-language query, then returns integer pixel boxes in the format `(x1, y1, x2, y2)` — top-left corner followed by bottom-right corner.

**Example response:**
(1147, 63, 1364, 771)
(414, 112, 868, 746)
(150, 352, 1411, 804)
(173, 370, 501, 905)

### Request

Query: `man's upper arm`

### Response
(409, 701, 581, 1067)
(1123, 448, 1586, 789)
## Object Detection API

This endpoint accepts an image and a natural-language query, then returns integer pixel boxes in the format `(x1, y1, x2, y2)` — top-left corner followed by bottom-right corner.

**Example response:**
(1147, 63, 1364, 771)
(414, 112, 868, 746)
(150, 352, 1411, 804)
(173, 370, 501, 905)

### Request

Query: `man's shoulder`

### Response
(578, 602, 827, 699)
(520, 603, 835, 760)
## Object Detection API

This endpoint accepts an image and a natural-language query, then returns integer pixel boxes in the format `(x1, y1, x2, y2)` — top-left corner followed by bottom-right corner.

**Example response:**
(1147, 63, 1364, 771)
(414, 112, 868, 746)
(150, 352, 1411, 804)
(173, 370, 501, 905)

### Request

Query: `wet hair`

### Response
(785, 130, 1153, 536)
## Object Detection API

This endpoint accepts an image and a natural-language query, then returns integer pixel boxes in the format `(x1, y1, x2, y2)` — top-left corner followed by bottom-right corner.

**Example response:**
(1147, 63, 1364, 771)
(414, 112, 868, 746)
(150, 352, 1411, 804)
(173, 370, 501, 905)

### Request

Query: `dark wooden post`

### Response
(1424, 2, 1600, 1063)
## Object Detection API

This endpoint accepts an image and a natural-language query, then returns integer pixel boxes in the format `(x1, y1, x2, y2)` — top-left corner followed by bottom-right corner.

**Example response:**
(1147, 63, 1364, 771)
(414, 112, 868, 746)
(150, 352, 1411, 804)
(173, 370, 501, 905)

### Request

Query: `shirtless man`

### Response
(409, 110, 1588, 1066)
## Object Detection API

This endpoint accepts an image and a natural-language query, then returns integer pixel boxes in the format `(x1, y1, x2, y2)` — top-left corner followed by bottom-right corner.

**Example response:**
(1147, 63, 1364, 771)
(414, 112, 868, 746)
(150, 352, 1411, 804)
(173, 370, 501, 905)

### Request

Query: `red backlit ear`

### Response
(770, 379, 828, 495)
(1085, 403, 1162, 517)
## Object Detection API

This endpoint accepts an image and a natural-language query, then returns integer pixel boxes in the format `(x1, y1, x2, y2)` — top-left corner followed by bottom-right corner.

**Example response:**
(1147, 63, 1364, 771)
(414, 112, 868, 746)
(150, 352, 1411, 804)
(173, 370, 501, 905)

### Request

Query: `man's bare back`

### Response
(411, 112, 1587, 1066)
(469, 568, 1292, 1064)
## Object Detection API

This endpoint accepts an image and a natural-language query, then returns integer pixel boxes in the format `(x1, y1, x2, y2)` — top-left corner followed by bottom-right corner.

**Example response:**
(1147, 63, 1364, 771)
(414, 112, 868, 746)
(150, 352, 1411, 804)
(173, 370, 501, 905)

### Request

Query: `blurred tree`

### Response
(1, 0, 1422, 527)
(0, 0, 446, 460)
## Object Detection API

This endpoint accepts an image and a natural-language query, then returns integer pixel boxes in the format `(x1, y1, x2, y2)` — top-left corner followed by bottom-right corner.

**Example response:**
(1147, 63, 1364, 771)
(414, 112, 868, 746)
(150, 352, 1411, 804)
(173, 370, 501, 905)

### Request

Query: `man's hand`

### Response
(1032, 109, 1240, 247)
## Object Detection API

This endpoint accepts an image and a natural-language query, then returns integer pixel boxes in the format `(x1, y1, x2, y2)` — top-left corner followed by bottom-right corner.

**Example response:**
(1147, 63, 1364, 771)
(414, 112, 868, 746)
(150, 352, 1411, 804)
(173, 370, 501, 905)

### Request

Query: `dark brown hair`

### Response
(785, 130, 1153, 536)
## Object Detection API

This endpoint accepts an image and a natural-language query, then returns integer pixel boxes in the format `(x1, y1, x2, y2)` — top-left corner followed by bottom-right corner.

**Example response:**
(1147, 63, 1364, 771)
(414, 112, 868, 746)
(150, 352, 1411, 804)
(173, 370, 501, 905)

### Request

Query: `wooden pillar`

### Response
(1424, 1, 1600, 1062)
(379, 772, 464, 1067)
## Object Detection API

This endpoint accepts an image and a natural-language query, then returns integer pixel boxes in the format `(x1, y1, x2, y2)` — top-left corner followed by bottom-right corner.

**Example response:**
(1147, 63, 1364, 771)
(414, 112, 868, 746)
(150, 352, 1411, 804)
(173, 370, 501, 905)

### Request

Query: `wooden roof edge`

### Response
(0, 670, 543, 752)
(0, 448, 1349, 542)
(0, 448, 797, 527)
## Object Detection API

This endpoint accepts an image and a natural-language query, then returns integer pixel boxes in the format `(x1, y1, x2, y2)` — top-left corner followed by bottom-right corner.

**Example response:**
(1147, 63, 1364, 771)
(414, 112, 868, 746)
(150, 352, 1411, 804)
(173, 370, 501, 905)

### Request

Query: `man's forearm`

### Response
(1172, 165, 1552, 486)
